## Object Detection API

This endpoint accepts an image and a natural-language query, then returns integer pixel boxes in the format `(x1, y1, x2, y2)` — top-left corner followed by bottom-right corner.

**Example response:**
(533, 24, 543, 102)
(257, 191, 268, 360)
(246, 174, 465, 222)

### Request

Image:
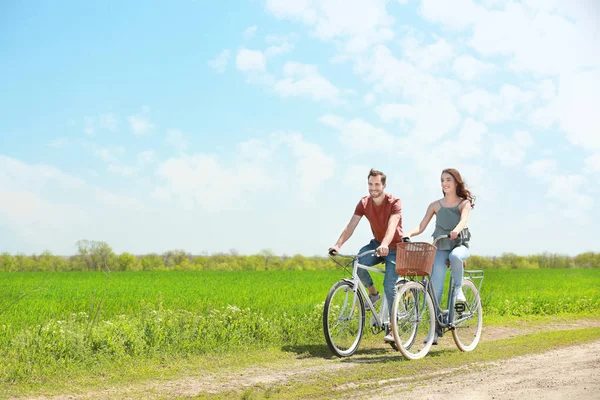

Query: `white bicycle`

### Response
(323, 249, 416, 357)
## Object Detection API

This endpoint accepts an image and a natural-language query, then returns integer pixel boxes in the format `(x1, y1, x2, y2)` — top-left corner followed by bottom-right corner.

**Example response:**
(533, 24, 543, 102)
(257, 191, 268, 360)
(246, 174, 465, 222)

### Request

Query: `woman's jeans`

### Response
(431, 245, 470, 305)
(356, 239, 398, 316)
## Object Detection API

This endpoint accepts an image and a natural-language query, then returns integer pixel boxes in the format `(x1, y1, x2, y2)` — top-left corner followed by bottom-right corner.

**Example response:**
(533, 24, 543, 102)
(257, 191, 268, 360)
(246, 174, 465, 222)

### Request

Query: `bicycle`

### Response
(390, 235, 484, 360)
(323, 249, 415, 357)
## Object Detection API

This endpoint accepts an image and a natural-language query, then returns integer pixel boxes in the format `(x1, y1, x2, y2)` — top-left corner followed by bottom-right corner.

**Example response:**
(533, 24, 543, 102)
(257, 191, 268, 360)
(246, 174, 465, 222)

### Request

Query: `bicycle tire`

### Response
(451, 279, 483, 352)
(323, 280, 365, 357)
(391, 281, 435, 360)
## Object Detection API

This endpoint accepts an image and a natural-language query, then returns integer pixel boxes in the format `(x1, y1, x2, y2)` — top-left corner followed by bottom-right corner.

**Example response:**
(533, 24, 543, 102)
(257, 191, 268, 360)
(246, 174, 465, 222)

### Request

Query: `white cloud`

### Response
(243, 25, 258, 40)
(93, 145, 125, 163)
(420, 0, 600, 75)
(152, 133, 332, 209)
(107, 164, 137, 177)
(460, 84, 535, 123)
(137, 150, 156, 166)
(128, 114, 154, 136)
(208, 49, 231, 74)
(555, 70, 600, 150)
(265, 42, 294, 57)
(83, 113, 118, 135)
(265, 36, 294, 57)
(0, 155, 84, 190)
(401, 36, 455, 71)
(277, 132, 335, 201)
(585, 153, 600, 173)
(274, 62, 341, 102)
(525, 158, 592, 221)
(165, 129, 189, 153)
(455, 118, 487, 158)
(366, 45, 462, 142)
(452, 54, 495, 81)
(153, 153, 269, 211)
(265, 0, 396, 53)
(48, 137, 69, 149)
(236, 49, 267, 72)
(320, 114, 395, 152)
(491, 130, 534, 167)
(363, 93, 375, 106)
(526, 159, 556, 178)
(342, 164, 372, 190)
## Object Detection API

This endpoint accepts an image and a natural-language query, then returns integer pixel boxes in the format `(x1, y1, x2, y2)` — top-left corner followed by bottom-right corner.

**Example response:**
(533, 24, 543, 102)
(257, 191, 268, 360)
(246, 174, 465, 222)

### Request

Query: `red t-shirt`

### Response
(354, 193, 404, 248)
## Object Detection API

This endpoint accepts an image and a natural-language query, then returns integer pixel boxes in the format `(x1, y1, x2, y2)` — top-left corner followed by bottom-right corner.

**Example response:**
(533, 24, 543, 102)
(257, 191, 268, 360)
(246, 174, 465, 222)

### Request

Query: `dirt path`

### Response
(19, 320, 600, 399)
(374, 340, 600, 400)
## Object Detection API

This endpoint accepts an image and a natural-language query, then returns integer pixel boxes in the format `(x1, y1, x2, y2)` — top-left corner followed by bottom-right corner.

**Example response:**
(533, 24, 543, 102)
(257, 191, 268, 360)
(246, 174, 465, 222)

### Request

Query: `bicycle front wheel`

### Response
(323, 280, 365, 357)
(391, 281, 435, 360)
(452, 279, 483, 352)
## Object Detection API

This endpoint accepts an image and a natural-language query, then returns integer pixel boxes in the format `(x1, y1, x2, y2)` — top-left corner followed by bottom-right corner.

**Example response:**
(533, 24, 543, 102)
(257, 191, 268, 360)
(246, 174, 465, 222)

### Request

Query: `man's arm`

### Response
(378, 213, 401, 256)
(329, 214, 362, 253)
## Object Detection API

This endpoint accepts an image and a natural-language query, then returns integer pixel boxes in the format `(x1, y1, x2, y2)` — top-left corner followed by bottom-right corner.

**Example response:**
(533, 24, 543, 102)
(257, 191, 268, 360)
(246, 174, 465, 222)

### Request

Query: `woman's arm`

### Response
(450, 201, 471, 239)
(407, 202, 436, 238)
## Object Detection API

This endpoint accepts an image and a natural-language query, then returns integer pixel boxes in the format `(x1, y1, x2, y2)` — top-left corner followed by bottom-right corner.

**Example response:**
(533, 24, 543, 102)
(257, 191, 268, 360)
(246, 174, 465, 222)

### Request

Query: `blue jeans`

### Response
(356, 239, 398, 315)
(431, 245, 470, 305)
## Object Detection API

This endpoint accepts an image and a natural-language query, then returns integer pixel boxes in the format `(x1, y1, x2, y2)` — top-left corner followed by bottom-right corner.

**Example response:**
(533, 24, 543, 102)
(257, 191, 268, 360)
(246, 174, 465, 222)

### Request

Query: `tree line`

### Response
(0, 240, 598, 272)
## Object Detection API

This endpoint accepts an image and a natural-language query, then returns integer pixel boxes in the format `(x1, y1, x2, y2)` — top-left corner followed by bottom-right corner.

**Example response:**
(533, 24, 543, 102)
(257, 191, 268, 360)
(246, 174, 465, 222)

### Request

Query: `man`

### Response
(329, 168, 404, 343)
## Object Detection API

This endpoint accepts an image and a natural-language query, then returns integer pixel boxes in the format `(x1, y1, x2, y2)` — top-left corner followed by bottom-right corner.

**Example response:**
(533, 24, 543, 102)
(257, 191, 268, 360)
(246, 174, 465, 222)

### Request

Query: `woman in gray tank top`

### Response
(406, 168, 475, 344)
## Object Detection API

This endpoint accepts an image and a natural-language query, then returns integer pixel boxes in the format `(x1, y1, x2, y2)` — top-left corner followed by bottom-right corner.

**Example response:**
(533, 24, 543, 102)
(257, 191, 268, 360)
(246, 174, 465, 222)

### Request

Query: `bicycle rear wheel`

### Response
(452, 279, 483, 351)
(391, 281, 435, 360)
(323, 280, 365, 357)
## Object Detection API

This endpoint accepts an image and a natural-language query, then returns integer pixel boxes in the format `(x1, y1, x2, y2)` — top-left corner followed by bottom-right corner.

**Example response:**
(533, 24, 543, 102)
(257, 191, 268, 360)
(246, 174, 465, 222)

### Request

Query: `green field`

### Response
(1, 269, 599, 385)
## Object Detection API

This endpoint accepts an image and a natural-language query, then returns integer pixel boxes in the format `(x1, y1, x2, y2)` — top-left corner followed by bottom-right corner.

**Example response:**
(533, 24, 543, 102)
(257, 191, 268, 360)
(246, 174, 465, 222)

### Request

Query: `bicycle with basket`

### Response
(391, 235, 484, 359)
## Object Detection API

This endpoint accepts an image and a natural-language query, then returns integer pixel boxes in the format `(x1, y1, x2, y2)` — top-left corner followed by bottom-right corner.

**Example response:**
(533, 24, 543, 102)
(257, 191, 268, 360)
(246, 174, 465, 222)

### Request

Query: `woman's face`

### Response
(441, 172, 457, 196)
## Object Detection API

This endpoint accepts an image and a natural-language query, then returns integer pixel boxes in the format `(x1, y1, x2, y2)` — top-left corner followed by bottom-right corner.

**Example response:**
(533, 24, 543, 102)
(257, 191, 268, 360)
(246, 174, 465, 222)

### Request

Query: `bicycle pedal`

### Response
(455, 303, 466, 313)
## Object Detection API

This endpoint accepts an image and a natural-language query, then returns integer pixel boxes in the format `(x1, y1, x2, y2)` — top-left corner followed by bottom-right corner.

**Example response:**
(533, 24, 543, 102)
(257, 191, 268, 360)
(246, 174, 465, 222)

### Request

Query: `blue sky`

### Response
(1, 0, 599, 257)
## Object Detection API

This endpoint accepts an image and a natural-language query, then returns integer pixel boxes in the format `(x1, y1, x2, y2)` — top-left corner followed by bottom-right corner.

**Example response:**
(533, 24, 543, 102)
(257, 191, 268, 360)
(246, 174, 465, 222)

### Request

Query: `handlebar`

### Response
(329, 249, 378, 258)
(329, 235, 452, 257)
(432, 235, 450, 246)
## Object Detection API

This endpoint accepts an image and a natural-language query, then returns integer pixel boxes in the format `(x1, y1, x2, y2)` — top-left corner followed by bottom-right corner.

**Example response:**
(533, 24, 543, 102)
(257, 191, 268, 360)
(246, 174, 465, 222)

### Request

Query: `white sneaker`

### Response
(384, 333, 394, 343)
(456, 288, 467, 304)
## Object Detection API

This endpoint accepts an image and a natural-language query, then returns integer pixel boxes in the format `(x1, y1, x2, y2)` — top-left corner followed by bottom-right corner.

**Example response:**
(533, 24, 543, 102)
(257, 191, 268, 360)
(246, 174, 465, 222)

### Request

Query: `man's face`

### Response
(368, 175, 385, 199)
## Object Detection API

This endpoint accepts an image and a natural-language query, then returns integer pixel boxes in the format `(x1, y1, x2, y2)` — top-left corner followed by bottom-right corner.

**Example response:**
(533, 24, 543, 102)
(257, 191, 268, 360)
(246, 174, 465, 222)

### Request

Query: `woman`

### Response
(408, 168, 475, 329)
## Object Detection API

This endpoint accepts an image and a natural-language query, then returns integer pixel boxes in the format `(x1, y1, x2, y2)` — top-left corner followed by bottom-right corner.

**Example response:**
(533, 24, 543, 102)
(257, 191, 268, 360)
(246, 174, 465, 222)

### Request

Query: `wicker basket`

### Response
(395, 242, 437, 276)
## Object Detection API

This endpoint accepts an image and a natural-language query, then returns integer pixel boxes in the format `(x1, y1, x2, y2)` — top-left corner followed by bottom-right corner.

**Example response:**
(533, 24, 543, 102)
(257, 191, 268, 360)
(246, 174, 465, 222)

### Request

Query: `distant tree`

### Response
(75, 240, 116, 271)
(0, 253, 16, 272)
(117, 252, 139, 271)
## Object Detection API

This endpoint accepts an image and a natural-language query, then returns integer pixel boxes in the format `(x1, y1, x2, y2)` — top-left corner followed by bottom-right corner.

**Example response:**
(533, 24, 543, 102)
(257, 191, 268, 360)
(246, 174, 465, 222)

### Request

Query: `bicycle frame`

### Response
(423, 235, 484, 333)
(335, 249, 391, 332)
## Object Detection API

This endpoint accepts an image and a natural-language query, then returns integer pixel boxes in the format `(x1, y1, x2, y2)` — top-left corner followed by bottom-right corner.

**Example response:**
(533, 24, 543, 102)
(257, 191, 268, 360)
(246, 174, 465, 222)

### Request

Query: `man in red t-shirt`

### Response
(329, 168, 404, 343)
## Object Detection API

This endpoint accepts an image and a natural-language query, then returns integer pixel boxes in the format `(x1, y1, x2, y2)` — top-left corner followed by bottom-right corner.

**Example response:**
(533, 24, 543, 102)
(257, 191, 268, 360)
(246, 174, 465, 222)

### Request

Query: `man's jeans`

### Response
(356, 239, 398, 316)
(431, 245, 470, 304)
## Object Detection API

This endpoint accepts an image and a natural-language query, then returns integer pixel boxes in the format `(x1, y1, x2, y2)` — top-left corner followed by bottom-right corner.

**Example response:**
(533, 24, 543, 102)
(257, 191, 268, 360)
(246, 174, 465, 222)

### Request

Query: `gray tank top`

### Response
(432, 200, 463, 250)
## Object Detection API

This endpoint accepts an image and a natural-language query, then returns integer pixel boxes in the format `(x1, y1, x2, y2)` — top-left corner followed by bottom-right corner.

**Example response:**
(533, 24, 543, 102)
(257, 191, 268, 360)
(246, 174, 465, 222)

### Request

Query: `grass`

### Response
(0, 268, 599, 396)
(6, 321, 597, 399)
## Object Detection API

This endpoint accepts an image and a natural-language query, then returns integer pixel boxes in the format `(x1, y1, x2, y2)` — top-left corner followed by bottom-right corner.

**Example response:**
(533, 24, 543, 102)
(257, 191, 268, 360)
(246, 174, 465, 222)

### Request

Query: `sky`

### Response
(1, 0, 599, 257)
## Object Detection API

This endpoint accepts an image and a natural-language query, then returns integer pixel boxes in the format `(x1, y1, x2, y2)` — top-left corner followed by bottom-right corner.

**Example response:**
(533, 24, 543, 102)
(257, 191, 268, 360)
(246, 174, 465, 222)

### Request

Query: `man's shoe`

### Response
(384, 333, 394, 343)
(369, 292, 381, 306)
(423, 335, 438, 345)
(365, 292, 380, 311)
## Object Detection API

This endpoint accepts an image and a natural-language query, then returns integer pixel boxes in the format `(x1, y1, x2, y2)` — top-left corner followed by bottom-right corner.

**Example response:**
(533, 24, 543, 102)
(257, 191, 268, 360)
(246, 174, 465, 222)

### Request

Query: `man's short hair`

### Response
(368, 168, 386, 185)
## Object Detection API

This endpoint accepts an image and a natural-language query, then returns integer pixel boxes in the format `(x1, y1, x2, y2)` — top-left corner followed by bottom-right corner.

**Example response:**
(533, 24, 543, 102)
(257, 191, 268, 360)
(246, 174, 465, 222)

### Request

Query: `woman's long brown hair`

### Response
(442, 168, 475, 208)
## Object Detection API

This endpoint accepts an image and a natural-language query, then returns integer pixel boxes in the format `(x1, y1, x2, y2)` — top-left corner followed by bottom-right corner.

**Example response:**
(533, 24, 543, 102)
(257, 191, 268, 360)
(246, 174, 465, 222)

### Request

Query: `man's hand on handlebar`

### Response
(328, 246, 340, 256)
(376, 244, 389, 256)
